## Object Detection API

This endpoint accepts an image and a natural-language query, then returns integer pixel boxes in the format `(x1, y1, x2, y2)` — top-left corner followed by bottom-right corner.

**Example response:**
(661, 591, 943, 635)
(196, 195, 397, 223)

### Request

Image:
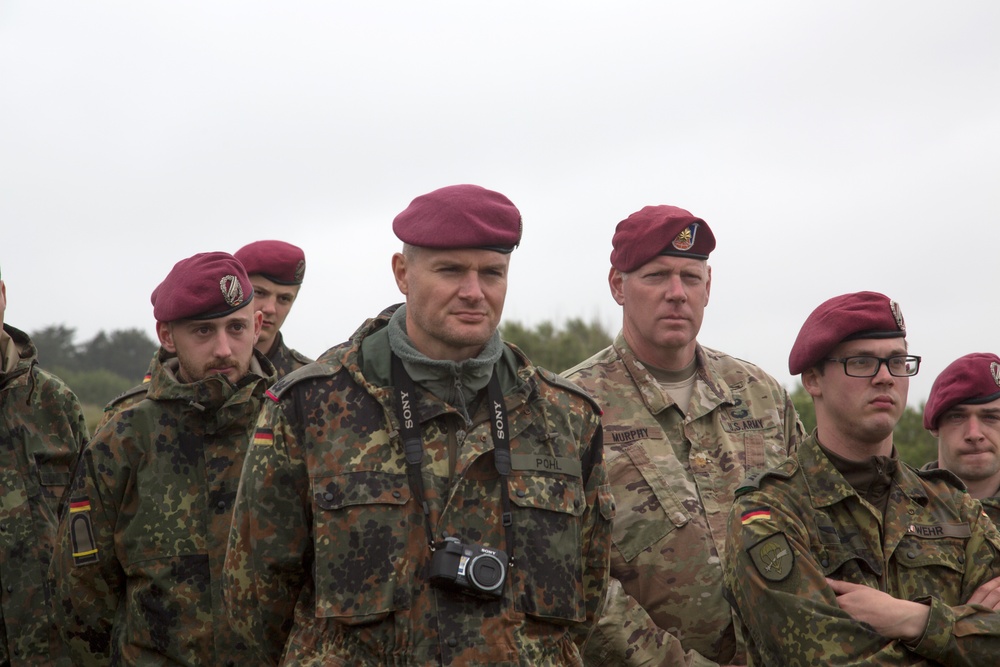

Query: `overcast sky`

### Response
(1, 2, 997, 407)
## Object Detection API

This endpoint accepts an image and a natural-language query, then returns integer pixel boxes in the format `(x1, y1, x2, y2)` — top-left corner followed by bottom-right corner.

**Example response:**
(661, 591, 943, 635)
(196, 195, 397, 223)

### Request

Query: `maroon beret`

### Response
(234, 240, 306, 285)
(923, 353, 1000, 429)
(151, 252, 253, 322)
(392, 184, 522, 252)
(788, 291, 907, 375)
(610, 205, 716, 272)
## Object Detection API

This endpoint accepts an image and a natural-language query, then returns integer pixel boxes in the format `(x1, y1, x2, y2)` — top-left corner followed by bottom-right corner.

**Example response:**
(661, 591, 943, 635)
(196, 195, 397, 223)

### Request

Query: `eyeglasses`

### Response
(825, 355, 921, 377)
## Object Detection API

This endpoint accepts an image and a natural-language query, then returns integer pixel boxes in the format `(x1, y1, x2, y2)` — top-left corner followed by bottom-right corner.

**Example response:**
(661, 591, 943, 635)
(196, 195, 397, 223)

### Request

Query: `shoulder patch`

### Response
(748, 533, 794, 582)
(915, 465, 968, 491)
(105, 383, 149, 410)
(267, 360, 339, 401)
(537, 367, 602, 415)
(68, 498, 99, 566)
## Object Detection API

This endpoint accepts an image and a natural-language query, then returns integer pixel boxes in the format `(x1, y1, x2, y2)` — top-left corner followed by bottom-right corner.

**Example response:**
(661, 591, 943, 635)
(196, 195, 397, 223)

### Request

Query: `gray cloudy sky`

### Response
(1, 1, 998, 406)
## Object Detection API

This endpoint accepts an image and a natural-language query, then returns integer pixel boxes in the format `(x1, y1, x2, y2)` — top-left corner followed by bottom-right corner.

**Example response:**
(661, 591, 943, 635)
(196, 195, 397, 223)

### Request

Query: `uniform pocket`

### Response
(508, 472, 587, 623)
(893, 534, 967, 602)
(312, 471, 412, 624)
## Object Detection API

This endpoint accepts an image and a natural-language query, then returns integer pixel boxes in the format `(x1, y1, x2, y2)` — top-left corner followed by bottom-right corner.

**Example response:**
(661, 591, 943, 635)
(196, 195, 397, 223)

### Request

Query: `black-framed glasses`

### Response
(825, 355, 921, 378)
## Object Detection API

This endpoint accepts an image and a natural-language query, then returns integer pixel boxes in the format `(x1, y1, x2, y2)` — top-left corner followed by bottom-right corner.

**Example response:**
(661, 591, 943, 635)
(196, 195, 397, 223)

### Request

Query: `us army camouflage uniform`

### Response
(725, 432, 1000, 665)
(266, 331, 312, 379)
(564, 333, 804, 667)
(0, 324, 89, 667)
(225, 305, 614, 666)
(51, 347, 274, 666)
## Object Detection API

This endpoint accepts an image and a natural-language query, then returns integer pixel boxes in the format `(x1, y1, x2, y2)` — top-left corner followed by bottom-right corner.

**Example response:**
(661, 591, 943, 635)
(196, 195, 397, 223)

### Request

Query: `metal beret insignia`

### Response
(220, 274, 245, 307)
(992, 362, 1000, 388)
(671, 223, 698, 252)
(890, 299, 905, 332)
(294, 259, 306, 283)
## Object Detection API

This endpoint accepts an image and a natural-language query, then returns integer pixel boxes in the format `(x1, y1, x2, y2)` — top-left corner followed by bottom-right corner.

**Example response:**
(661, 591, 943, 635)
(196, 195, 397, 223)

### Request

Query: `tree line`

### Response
(30, 319, 938, 468)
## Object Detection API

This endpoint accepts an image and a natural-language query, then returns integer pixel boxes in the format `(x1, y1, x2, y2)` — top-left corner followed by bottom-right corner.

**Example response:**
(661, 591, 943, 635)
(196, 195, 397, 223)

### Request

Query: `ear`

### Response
(930, 429, 940, 438)
(156, 321, 176, 353)
(252, 309, 263, 343)
(801, 368, 822, 399)
(705, 264, 712, 305)
(391, 253, 408, 296)
(609, 267, 626, 306)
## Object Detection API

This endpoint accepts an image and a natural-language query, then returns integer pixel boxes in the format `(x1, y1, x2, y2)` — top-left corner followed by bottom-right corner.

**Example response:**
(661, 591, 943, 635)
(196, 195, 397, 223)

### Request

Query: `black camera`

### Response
(428, 537, 508, 598)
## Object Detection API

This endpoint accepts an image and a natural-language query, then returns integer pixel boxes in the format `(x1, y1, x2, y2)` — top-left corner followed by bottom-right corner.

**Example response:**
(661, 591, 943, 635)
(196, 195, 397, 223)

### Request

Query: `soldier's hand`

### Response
(826, 578, 930, 642)
(967, 575, 1000, 610)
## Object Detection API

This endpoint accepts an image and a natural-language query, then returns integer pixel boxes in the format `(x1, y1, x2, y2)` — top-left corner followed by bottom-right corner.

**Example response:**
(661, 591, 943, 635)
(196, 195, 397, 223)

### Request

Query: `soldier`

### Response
(224, 184, 614, 665)
(234, 239, 312, 378)
(51, 252, 275, 665)
(922, 352, 1000, 524)
(0, 265, 89, 666)
(725, 291, 1000, 664)
(564, 205, 803, 666)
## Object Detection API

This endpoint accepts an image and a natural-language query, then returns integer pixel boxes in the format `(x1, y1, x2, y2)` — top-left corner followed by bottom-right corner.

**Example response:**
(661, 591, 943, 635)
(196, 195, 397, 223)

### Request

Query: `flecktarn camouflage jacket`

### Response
(224, 305, 614, 666)
(0, 324, 89, 667)
(726, 432, 1000, 665)
(565, 334, 803, 667)
(50, 349, 273, 666)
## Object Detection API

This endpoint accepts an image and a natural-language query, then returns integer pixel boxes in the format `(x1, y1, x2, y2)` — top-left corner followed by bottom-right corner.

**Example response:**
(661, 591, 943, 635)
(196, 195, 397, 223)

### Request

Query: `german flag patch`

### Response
(252, 428, 274, 447)
(69, 497, 99, 566)
(741, 507, 772, 526)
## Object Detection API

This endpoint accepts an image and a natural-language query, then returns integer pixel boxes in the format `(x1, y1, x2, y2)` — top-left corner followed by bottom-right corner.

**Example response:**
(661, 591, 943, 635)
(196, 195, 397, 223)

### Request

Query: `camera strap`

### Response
(391, 353, 515, 567)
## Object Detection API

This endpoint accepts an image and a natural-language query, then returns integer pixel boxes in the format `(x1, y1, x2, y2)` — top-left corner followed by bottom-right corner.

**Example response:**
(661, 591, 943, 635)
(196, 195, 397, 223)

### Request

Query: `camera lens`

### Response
(468, 552, 505, 593)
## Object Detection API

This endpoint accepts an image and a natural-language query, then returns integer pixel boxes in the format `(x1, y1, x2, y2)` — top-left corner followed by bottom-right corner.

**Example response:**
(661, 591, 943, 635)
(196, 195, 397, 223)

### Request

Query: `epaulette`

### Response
(105, 383, 149, 411)
(536, 367, 602, 415)
(266, 360, 339, 401)
(915, 465, 968, 492)
(289, 348, 314, 366)
(734, 461, 796, 498)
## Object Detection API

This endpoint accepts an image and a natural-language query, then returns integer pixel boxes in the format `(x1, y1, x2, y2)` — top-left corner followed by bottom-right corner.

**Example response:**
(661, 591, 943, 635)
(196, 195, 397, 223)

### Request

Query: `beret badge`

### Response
(890, 300, 905, 332)
(671, 223, 698, 252)
(220, 275, 245, 307)
(294, 260, 306, 283)
(992, 362, 1000, 388)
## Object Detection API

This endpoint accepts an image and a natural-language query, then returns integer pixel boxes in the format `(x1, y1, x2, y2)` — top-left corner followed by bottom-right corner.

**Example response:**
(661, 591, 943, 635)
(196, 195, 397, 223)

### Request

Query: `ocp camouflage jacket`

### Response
(51, 348, 274, 666)
(565, 334, 803, 667)
(224, 305, 614, 666)
(726, 432, 1000, 666)
(0, 324, 89, 667)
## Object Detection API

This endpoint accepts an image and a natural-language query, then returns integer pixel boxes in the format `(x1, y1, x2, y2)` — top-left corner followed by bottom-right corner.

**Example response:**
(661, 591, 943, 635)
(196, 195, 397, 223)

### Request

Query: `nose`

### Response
(260, 295, 276, 315)
(871, 360, 895, 385)
(212, 332, 234, 359)
(663, 275, 687, 302)
(457, 272, 484, 301)
(966, 415, 986, 442)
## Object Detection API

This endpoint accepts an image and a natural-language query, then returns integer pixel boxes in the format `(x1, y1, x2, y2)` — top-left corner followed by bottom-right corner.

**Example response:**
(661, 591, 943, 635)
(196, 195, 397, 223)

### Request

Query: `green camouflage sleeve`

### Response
(575, 420, 616, 651)
(583, 577, 719, 667)
(224, 396, 312, 663)
(781, 390, 806, 453)
(50, 435, 125, 666)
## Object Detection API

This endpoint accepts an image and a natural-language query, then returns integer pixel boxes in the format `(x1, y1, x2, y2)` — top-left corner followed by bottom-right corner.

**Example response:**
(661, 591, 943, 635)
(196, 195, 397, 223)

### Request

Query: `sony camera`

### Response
(428, 536, 508, 598)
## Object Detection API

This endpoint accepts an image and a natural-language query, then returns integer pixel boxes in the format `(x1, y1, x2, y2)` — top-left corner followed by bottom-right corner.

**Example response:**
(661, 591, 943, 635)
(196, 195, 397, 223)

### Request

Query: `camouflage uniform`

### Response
(225, 306, 614, 666)
(51, 347, 274, 666)
(266, 331, 312, 379)
(725, 432, 1000, 665)
(0, 324, 89, 667)
(565, 333, 803, 666)
(922, 460, 1000, 526)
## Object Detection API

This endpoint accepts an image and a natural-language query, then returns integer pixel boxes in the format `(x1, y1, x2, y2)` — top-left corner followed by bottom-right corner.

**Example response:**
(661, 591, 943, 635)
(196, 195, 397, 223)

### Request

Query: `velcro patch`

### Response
(510, 454, 581, 477)
(252, 428, 274, 447)
(748, 533, 793, 582)
(906, 522, 972, 539)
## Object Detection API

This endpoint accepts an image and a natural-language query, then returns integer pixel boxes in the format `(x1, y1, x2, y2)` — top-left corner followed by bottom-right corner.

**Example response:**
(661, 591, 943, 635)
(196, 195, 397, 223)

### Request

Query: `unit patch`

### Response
(748, 533, 793, 582)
